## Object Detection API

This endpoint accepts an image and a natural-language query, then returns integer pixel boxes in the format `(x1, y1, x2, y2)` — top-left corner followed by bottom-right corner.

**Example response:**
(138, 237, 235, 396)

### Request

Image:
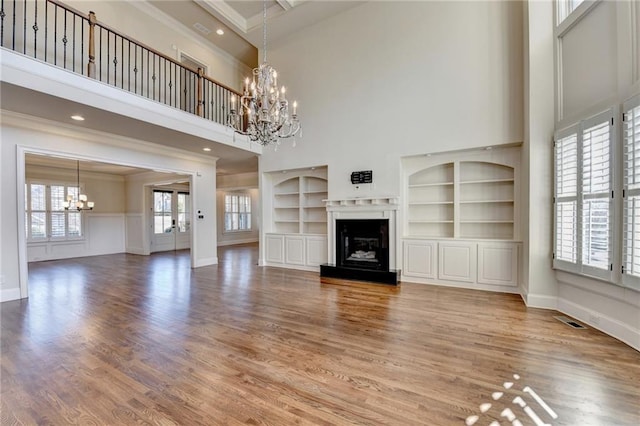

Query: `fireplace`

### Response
(321, 198, 399, 285)
(336, 219, 389, 271)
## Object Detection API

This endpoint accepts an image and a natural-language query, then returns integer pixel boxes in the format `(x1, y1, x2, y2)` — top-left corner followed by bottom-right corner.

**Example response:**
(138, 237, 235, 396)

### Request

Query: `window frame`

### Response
(223, 192, 252, 233)
(25, 180, 85, 242)
(553, 108, 615, 281)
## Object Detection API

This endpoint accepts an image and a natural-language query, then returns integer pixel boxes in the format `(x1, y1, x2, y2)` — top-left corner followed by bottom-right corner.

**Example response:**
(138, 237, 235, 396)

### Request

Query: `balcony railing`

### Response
(1, 0, 243, 129)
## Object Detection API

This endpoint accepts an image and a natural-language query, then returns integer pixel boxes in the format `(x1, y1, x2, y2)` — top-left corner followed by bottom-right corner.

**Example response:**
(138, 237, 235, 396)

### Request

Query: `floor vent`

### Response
(554, 316, 587, 329)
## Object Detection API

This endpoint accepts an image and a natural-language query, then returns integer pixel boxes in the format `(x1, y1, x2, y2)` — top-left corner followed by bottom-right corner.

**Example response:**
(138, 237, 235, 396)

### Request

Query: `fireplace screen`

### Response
(336, 219, 389, 271)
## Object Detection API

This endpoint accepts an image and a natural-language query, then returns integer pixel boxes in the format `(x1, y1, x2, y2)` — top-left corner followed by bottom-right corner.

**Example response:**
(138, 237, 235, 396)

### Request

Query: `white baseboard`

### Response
(263, 262, 320, 273)
(217, 238, 258, 247)
(194, 257, 218, 267)
(1, 287, 22, 302)
(558, 298, 640, 352)
(400, 275, 520, 295)
(521, 293, 558, 310)
(126, 247, 148, 255)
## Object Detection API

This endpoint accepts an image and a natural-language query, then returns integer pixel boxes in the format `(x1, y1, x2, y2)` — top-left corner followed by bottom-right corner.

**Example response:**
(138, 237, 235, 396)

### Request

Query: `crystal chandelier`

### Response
(63, 160, 94, 211)
(227, 0, 301, 147)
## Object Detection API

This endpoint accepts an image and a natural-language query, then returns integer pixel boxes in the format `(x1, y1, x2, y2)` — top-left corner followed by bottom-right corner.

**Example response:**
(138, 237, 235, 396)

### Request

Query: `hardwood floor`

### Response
(1, 244, 638, 425)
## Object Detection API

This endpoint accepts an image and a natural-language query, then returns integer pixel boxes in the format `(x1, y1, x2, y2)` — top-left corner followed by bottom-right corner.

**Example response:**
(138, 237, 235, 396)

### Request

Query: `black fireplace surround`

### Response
(320, 218, 399, 285)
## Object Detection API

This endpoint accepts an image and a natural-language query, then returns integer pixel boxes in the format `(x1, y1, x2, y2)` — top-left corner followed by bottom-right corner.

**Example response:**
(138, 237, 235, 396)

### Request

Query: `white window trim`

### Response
(553, 108, 615, 282)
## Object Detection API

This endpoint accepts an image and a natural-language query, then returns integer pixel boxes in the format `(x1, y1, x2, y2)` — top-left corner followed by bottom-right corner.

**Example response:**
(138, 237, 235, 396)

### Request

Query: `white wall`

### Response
(216, 172, 259, 246)
(0, 112, 218, 302)
(260, 1, 524, 198)
(553, 0, 640, 350)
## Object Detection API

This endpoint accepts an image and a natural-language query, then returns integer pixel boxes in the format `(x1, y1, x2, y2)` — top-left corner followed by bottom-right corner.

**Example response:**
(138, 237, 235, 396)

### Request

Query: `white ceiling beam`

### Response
(195, 0, 249, 34)
(275, 0, 294, 11)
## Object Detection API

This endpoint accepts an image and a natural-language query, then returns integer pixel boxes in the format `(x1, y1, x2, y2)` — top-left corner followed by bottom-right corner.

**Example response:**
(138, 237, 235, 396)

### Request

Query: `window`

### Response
(153, 190, 173, 234)
(623, 97, 640, 288)
(177, 192, 190, 233)
(224, 193, 251, 232)
(554, 109, 614, 280)
(557, 0, 585, 25)
(555, 133, 578, 263)
(25, 182, 83, 240)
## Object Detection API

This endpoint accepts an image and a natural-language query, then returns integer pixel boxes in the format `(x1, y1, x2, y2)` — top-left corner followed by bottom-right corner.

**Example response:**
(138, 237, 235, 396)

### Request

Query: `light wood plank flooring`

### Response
(1, 243, 639, 425)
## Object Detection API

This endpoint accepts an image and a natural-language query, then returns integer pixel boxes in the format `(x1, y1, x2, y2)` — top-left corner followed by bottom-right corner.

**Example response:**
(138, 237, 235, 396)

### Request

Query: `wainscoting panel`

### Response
(27, 213, 125, 262)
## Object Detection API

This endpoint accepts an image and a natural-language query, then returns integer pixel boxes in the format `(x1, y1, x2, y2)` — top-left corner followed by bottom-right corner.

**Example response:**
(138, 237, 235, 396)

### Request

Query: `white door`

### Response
(151, 190, 191, 252)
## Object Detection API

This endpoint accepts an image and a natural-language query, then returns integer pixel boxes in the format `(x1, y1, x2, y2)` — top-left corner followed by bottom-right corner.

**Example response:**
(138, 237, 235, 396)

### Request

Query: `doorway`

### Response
(179, 53, 208, 114)
(151, 189, 191, 252)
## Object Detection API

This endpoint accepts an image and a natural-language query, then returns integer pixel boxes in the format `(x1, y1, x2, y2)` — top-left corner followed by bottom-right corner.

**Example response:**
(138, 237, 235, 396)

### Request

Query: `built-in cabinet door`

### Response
(306, 236, 327, 267)
(403, 240, 437, 279)
(265, 234, 285, 263)
(477, 242, 518, 287)
(285, 235, 306, 265)
(438, 242, 476, 282)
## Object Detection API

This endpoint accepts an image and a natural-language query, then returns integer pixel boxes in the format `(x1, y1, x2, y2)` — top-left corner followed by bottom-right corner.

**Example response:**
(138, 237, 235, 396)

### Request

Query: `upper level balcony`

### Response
(1, 0, 261, 173)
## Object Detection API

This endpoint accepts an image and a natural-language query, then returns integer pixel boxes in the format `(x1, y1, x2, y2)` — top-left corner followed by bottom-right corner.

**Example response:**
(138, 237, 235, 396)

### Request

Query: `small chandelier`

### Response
(227, 0, 301, 147)
(63, 160, 94, 211)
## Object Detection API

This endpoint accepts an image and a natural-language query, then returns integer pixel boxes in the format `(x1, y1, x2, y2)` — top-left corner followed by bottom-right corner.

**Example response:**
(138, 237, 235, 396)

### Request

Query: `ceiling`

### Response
(148, 0, 367, 68)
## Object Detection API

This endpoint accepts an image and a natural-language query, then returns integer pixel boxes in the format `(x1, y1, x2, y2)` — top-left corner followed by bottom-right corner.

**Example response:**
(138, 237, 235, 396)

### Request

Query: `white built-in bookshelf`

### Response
(272, 172, 328, 235)
(401, 146, 521, 290)
(405, 148, 519, 240)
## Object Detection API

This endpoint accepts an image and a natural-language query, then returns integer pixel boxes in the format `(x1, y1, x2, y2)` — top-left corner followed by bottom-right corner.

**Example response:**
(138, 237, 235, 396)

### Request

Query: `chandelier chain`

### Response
(262, 0, 267, 63)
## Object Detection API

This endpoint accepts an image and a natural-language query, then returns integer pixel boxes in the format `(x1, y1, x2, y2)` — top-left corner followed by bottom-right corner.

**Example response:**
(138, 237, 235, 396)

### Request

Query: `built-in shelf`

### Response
(409, 202, 454, 207)
(460, 200, 513, 204)
(271, 172, 328, 235)
(405, 157, 517, 239)
(408, 182, 454, 188)
(459, 178, 514, 184)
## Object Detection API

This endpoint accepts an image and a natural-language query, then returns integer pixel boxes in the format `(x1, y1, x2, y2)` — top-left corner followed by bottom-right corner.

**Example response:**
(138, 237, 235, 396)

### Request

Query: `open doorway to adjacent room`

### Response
(23, 152, 193, 297)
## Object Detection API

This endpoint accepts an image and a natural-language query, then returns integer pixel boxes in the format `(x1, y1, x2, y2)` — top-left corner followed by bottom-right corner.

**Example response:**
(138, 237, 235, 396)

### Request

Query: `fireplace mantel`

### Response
(325, 197, 399, 270)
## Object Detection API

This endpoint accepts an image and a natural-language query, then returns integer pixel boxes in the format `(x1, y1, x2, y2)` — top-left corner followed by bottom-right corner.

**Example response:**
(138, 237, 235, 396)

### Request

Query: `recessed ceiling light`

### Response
(216, 29, 224, 35)
(203, 147, 212, 152)
(71, 115, 85, 121)
(485, 146, 493, 151)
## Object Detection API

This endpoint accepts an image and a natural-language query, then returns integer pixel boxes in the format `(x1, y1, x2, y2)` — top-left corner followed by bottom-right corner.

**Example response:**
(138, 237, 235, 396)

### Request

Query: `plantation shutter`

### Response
(581, 116, 613, 277)
(554, 132, 578, 266)
(623, 97, 640, 288)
